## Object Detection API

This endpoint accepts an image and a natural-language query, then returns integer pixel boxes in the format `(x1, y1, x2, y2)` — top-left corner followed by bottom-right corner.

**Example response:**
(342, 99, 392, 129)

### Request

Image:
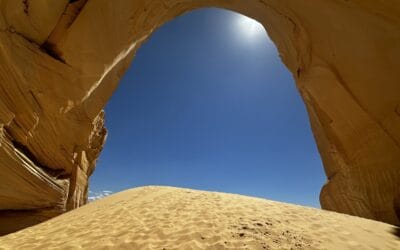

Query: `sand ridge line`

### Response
(0, 186, 399, 250)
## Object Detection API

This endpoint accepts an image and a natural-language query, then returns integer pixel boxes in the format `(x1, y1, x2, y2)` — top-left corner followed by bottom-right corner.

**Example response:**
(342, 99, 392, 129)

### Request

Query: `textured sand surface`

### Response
(0, 186, 399, 250)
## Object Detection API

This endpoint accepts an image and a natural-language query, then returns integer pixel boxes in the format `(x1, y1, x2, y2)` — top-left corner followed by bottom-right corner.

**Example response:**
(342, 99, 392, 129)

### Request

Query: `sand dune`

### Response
(0, 186, 399, 249)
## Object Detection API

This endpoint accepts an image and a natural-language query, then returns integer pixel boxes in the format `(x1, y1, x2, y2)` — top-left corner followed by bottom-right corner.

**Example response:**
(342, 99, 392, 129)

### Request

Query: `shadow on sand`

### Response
(391, 226, 400, 240)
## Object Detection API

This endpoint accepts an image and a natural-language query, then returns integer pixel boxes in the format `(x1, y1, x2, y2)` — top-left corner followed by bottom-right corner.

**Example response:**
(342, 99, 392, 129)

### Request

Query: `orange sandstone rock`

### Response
(0, 0, 399, 234)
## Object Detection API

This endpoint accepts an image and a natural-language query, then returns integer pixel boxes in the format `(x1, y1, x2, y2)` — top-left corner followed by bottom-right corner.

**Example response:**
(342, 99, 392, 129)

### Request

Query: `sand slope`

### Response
(0, 186, 399, 249)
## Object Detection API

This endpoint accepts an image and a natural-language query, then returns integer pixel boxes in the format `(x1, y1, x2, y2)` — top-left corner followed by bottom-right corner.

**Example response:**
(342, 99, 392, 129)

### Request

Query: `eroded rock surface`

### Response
(0, 0, 399, 234)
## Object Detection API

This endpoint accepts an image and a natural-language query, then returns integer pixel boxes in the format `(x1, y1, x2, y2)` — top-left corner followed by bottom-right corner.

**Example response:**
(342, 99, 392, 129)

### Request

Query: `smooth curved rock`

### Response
(0, 0, 69, 44)
(0, 0, 399, 234)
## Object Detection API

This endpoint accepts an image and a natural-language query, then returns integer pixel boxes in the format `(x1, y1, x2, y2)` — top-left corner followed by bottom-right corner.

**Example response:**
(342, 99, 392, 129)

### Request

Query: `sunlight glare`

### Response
(235, 14, 267, 40)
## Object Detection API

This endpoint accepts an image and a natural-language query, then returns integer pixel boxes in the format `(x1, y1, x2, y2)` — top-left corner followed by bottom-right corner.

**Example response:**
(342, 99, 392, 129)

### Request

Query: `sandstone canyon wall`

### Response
(0, 0, 399, 234)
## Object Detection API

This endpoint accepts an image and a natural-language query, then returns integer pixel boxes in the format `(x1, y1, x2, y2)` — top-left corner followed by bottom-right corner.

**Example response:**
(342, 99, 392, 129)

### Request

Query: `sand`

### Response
(0, 186, 399, 249)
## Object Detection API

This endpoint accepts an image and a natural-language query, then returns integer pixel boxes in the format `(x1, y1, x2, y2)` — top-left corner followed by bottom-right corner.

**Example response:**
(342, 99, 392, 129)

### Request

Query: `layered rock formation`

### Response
(0, 0, 399, 234)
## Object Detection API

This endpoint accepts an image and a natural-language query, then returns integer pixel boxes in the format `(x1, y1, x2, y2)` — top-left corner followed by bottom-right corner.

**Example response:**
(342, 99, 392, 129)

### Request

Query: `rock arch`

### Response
(0, 0, 399, 234)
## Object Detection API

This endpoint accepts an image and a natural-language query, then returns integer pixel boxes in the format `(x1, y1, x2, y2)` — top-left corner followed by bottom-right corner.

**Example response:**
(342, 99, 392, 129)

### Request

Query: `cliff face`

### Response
(0, 0, 399, 234)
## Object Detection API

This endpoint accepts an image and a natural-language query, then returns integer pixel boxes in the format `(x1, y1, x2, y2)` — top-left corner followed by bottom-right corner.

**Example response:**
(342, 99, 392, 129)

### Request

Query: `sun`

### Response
(235, 15, 266, 39)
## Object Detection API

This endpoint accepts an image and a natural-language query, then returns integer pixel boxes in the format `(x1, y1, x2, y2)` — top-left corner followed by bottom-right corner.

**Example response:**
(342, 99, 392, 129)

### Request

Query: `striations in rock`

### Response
(0, 0, 399, 235)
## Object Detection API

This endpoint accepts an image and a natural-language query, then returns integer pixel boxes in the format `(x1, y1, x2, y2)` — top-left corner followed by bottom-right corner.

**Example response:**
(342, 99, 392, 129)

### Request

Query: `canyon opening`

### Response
(0, 1, 399, 240)
(90, 8, 326, 207)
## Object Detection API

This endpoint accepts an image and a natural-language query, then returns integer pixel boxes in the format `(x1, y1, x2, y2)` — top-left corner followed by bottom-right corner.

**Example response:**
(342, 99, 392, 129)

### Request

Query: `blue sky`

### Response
(89, 8, 326, 207)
